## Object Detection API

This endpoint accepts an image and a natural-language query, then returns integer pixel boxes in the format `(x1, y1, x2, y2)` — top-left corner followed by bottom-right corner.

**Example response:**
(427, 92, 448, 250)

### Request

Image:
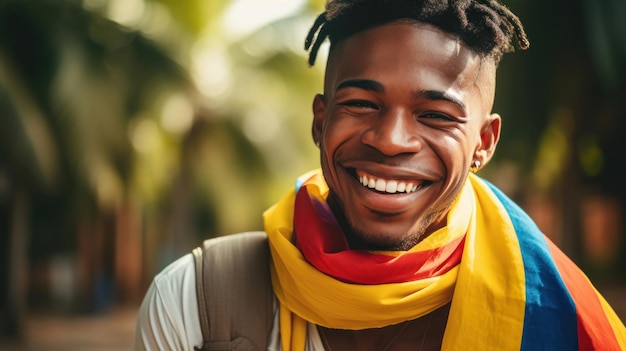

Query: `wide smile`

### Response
(351, 169, 433, 195)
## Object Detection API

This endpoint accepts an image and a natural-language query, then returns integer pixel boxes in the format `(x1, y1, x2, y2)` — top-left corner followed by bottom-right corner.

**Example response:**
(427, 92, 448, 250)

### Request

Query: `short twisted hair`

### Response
(305, 0, 529, 66)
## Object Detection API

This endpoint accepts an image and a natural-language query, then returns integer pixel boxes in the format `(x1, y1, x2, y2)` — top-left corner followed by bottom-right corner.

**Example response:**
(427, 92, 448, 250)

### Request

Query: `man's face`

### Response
(312, 21, 501, 250)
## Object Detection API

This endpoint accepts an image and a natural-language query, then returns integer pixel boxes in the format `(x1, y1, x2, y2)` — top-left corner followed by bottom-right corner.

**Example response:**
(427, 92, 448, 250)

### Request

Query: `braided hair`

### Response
(305, 0, 529, 66)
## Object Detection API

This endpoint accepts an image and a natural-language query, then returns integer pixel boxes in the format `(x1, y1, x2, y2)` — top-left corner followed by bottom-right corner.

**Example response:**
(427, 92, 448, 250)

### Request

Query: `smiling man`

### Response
(135, 1, 626, 350)
(312, 20, 498, 251)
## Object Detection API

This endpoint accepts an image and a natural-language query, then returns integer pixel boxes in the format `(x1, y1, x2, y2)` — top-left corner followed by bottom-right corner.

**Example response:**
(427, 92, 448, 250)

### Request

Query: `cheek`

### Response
(319, 119, 345, 168)
(428, 132, 474, 172)
(322, 117, 360, 151)
(319, 118, 363, 189)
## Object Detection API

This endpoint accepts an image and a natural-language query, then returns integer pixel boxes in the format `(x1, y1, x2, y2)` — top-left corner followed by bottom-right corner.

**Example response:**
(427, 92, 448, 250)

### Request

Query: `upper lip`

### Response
(342, 160, 438, 182)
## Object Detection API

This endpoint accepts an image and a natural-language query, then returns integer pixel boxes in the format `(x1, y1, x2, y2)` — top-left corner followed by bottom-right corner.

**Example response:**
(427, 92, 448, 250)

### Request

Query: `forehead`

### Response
(325, 21, 495, 108)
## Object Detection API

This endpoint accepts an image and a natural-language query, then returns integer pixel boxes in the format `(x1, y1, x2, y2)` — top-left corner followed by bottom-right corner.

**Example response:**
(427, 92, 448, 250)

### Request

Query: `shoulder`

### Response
(152, 253, 197, 293)
(134, 232, 270, 350)
(134, 254, 202, 350)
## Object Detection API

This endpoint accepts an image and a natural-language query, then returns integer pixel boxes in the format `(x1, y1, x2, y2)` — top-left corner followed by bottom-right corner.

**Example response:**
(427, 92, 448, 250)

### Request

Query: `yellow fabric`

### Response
(441, 175, 526, 350)
(596, 282, 626, 349)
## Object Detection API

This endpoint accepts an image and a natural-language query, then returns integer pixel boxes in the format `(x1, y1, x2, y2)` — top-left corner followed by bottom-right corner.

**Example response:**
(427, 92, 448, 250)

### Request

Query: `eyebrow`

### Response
(335, 79, 385, 93)
(416, 90, 467, 111)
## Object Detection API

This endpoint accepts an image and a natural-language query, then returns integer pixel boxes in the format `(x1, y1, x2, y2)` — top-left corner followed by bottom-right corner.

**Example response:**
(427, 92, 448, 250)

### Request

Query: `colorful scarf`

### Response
(263, 169, 626, 351)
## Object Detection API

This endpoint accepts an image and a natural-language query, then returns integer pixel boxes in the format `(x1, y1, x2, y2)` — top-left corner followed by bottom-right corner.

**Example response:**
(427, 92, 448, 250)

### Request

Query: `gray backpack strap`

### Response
(192, 231, 273, 351)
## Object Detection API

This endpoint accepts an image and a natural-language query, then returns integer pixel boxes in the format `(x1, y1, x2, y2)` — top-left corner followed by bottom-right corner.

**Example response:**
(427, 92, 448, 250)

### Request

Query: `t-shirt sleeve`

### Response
(133, 254, 203, 351)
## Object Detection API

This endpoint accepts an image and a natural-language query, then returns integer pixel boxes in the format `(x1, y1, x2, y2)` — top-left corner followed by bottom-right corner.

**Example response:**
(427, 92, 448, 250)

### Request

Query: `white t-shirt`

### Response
(133, 254, 325, 351)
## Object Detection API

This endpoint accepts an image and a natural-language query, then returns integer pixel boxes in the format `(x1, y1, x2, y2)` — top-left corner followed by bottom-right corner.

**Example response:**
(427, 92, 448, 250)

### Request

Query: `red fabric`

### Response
(294, 185, 464, 285)
(547, 240, 622, 351)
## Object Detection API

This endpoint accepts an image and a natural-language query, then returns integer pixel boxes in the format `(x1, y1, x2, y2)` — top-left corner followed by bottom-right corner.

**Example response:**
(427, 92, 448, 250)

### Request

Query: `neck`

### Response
(319, 303, 451, 351)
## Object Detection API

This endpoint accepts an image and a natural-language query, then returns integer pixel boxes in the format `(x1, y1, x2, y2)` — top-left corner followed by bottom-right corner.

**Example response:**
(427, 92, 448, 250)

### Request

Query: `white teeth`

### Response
(375, 179, 386, 191)
(357, 172, 419, 194)
(385, 181, 397, 193)
(368, 177, 376, 188)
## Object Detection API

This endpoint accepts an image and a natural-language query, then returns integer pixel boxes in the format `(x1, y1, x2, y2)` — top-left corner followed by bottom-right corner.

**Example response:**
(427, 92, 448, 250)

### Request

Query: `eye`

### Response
(339, 100, 379, 110)
(420, 112, 455, 121)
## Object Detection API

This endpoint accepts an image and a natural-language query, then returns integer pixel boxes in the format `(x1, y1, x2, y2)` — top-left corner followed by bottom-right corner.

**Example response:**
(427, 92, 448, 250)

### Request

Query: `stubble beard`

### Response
(328, 193, 450, 251)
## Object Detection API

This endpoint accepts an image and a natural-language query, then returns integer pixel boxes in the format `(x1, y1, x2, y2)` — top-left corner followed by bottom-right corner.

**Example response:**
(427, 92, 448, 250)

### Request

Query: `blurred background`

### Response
(0, 0, 624, 349)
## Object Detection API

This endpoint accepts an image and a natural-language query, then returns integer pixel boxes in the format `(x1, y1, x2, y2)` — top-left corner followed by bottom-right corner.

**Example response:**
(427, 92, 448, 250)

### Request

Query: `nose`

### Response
(360, 109, 423, 156)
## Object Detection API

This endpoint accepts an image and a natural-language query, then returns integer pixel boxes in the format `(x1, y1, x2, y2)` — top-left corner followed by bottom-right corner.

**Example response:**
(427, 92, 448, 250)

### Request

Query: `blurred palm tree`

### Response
(0, 0, 325, 340)
(0, 0, 193, 337)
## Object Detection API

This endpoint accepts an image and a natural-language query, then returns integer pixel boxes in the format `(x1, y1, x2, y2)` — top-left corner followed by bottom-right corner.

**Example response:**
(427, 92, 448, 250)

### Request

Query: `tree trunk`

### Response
(4, 190, 29, 340)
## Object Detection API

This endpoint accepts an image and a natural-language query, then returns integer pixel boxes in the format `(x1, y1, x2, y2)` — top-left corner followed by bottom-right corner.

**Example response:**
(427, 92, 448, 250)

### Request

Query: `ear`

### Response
(474, 113, 501, 167)
(312, 94, 326, 146)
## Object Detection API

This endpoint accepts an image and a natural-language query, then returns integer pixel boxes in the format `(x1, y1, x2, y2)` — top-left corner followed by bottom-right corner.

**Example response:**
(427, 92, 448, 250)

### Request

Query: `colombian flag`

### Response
(264, 170, 626, 351)
(475, 181, 626, 350)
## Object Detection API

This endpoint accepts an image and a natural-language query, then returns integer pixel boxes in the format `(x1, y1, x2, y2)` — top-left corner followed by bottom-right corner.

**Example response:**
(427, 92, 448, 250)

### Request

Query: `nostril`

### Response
(360, 127, 423, 156)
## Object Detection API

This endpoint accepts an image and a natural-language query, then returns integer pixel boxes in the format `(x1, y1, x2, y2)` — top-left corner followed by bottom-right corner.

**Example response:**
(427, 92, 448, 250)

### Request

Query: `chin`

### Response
(328, 193, 444, 250)
(345, 222, 426, 251)
(344, 208, 446, 251)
